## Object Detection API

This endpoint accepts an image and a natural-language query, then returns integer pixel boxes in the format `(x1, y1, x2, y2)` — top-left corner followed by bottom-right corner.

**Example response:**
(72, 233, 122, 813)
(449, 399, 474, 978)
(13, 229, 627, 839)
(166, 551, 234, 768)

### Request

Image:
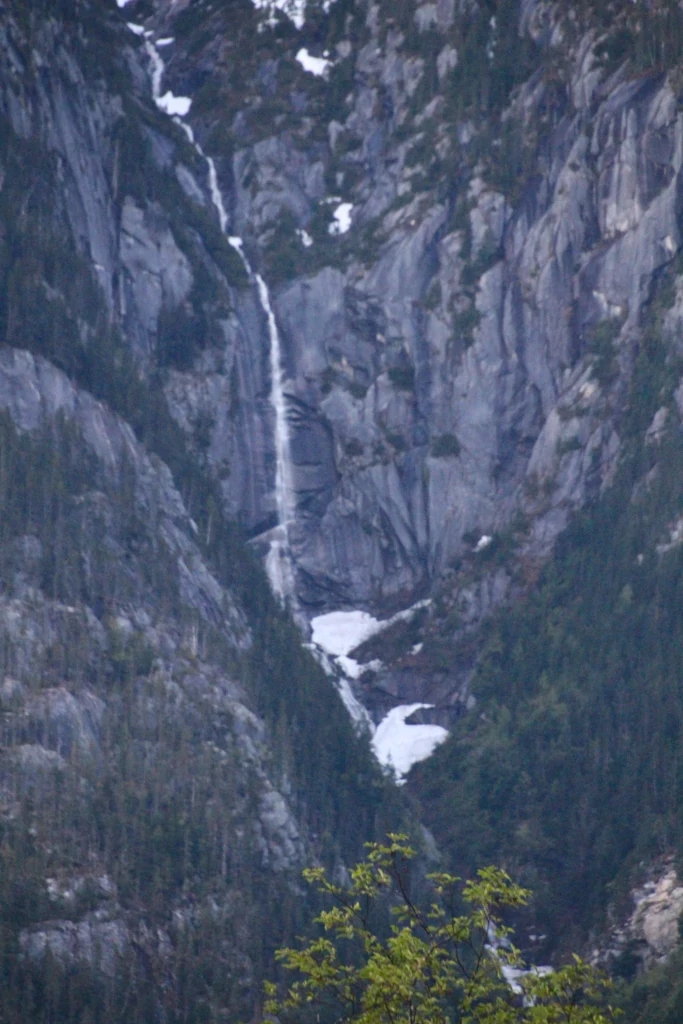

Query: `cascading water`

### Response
(255, 273, 296, 601)
(128, 13, 452, 760)
(140, 29, 296, 602)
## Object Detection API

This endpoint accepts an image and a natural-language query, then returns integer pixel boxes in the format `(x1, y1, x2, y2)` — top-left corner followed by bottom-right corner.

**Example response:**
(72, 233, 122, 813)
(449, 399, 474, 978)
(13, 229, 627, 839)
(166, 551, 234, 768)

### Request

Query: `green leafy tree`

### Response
(265, 836, 617, 1024)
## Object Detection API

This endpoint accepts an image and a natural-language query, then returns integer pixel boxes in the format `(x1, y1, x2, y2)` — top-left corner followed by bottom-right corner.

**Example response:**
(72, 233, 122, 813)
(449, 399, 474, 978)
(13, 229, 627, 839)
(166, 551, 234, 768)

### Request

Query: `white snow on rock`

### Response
(311, 601, 430, 660)
(297, 228, 314, 248)
(311, 602, 429, 681)
(251, 0, 307, 30)
(156, 37, 175, 47)
(311, 609, 382, 658)
(311, 609, 381, 683)
(372, 704, 448, 782)
(310, 604, 447, 772)
(475, 534, 493, 552)
(126, 22, 145, 35)
(329, 202, 353, 235)
(296, 48, 331, 76)
(116, 0, 135, 7)
(157, 91, 192, 116)
(338, 654, 363, 679)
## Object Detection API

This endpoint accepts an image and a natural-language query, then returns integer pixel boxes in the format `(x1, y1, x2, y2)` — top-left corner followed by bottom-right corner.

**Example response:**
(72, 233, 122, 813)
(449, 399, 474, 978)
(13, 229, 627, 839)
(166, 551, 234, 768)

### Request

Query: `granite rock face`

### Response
(597, 861, 683, 973)
(9, 0, 679, 623)
(2, 0, 683, 706)
(3, 0, 681, 623)
(141, 0, 683, 620)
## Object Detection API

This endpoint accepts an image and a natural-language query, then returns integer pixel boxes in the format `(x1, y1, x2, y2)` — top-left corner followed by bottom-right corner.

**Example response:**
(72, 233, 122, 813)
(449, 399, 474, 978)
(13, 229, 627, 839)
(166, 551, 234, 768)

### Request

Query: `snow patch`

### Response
(251, 0, 307, 30)
(337, 655, 363, 679)
(156, 37, 175, 47)
(126, 22, 145, 35)
(157, 91, 192, 116)
(329, 202, 353, 235)
(372, 704, 448, 782)
(311, 609, 382, 658)
(116, 0, 135, 6)
(297, 228, 313, 248)
(309, 603, 448, 768)
(475, 534, 492, 552)
(311, 601, 429, 680)
(296, 48, 331, 76)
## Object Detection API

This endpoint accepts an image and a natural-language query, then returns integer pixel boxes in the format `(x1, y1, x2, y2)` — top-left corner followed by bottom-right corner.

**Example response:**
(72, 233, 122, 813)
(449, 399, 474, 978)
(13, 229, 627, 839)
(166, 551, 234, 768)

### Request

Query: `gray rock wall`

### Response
(159, 0, 683, 613)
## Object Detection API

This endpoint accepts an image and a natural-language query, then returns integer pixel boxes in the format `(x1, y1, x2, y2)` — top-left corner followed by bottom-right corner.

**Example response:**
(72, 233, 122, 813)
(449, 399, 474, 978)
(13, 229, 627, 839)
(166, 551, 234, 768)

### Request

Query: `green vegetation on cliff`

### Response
(414, 284, 683, 963)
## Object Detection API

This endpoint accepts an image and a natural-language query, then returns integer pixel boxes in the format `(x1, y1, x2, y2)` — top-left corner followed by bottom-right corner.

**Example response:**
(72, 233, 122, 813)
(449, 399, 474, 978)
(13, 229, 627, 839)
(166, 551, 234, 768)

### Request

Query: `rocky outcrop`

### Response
(631, 869, 683, 967)
(598, 861, 683, 974)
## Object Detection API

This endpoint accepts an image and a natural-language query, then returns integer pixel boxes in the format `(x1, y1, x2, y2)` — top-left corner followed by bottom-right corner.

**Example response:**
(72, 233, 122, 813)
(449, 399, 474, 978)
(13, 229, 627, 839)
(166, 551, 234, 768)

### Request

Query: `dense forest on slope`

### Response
(0, 2, 403, 1021)
(0, 365, 396, 1024)
(413, 262, 683, 1005)
(6, 0, 683, 1020)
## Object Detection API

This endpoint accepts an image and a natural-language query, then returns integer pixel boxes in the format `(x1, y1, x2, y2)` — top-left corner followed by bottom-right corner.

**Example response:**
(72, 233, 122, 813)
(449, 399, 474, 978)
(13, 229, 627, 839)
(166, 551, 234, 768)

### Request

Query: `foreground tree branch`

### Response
(264, 835, 618, 1024)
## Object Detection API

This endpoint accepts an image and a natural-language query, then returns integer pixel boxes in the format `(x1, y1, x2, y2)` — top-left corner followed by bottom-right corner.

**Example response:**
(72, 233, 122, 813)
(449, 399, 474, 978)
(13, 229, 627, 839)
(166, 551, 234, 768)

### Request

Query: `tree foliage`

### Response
(266, 836, 616, 1024)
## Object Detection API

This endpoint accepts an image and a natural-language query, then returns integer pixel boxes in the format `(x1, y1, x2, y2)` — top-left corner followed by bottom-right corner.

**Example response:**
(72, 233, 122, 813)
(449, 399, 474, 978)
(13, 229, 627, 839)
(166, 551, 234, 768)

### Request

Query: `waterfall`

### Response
(255, 273, 296, 601)
(144, 40, 164, 101)
(141, 32, 296, 602)
(132, 20, 444, 746)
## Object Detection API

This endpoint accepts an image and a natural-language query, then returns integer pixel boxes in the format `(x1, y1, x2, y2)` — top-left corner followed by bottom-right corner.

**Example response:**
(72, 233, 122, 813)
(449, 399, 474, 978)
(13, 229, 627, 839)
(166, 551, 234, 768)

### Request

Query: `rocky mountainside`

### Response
(140, 0, 683, 712)
(4, 0, 683, 1019)
(0, 3, 394, 1018)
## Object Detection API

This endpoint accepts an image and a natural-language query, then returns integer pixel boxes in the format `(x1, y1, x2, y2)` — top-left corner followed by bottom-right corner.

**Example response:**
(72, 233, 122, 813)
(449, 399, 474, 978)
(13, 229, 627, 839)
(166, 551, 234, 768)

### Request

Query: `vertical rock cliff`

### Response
(140, 0, 680, 620)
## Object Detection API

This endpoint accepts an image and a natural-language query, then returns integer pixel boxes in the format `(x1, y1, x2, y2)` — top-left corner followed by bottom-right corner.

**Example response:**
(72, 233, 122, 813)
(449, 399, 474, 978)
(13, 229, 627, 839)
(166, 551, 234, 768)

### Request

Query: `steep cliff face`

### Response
(142, 0, 683, 625)
(5, 0, 679, 676)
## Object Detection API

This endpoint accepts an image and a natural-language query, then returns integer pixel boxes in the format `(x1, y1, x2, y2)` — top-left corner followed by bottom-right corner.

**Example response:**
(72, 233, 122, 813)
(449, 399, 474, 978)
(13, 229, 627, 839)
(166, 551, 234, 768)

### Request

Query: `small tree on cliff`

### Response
(265, 835, 617, 1024)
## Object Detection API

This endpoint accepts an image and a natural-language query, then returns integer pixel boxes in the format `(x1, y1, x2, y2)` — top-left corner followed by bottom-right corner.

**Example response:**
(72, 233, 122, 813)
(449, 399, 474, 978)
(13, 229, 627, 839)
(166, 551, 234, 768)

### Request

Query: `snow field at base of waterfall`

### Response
(122, 5, 448, 781)
(310, 606, 449, 782)
(372, 705, 448, 784)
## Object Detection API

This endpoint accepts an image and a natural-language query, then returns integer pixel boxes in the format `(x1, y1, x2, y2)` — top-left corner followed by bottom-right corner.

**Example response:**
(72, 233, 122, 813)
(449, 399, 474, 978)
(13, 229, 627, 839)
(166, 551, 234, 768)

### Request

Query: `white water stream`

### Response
(141, 32, 295, 601)
(135, 23, 448, 772)
(255, 273, 296, 601)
